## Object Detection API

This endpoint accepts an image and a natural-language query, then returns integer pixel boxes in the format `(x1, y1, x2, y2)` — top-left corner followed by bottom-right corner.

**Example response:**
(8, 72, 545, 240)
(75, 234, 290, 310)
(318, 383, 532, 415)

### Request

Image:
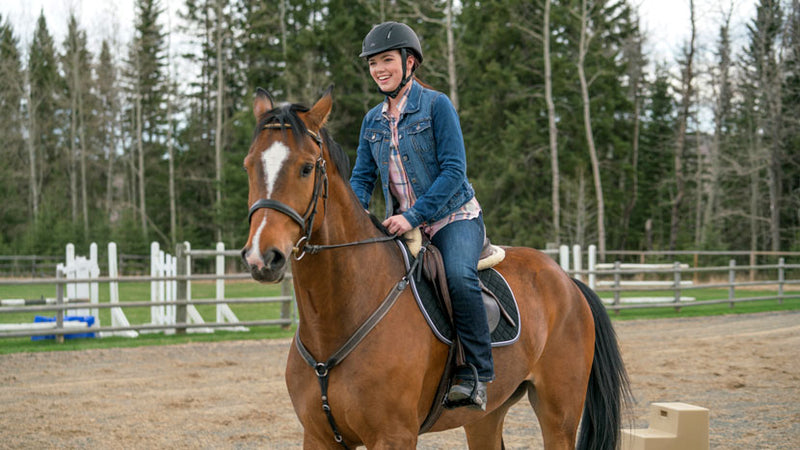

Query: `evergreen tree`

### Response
(124, 0, 169, 240)
(782, 0, 800, 248)
(638, 64, 676, 250)
(0, 15, 27, 250)
(741, 0, 785, 251)
(26, 12, 64, 223)
(96, 40, 122, 222)
(62, 14, 97, 240)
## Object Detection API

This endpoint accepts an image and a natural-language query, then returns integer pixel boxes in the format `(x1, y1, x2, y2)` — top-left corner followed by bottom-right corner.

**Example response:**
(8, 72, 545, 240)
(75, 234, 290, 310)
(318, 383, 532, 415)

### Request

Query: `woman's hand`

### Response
(382, 215, 413, 235)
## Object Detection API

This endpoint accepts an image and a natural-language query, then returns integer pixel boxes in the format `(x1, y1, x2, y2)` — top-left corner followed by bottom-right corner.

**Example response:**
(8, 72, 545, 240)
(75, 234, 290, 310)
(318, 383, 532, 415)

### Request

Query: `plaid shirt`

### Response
(382, 82, 481, 237)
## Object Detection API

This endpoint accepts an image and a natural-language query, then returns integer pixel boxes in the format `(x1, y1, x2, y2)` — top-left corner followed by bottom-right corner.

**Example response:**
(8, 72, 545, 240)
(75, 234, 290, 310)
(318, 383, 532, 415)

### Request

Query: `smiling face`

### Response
(368, 50, 416, 93)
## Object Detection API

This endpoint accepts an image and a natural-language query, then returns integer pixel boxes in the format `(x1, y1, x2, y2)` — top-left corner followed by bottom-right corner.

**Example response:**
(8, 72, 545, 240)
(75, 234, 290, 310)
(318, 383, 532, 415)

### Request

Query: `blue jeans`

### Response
(430, 214, 495, 382)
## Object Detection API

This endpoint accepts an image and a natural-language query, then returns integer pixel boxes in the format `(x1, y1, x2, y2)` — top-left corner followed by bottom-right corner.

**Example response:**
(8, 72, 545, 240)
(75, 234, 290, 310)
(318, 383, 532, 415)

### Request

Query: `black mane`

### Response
(254, 103, 351, 179)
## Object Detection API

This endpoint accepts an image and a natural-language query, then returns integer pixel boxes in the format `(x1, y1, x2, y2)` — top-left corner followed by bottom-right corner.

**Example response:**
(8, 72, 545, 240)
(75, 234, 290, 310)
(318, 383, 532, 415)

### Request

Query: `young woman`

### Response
(349, 21, 494, 410)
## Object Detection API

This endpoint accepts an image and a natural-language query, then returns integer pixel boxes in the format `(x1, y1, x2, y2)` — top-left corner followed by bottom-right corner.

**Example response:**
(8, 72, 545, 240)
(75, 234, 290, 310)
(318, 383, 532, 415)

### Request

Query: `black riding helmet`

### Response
(360, 21, 423, 98)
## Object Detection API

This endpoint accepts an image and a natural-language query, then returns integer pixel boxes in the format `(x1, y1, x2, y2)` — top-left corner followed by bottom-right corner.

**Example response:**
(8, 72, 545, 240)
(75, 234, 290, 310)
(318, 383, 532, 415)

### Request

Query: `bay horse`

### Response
(241, 87, 629, 449)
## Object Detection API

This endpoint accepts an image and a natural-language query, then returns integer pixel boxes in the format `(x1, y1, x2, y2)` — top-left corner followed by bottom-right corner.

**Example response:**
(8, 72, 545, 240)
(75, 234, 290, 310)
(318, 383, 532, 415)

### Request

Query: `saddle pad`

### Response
(397, 242, 521, 347)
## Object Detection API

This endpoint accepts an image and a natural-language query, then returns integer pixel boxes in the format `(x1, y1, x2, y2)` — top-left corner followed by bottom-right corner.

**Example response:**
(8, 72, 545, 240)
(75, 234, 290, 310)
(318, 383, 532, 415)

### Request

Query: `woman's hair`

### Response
(414, 75, 434, 90)
(409, 54, 434, 90)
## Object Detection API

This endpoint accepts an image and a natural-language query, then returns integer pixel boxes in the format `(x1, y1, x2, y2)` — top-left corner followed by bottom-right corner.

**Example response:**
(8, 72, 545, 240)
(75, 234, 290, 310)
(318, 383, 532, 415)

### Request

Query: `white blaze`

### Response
(250, 141, 290, 256)
(262, 141, 291, 198)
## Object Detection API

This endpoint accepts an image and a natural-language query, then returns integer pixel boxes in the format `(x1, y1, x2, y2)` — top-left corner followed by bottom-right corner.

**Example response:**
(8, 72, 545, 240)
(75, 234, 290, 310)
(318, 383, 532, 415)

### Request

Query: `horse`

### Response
(241, 86, 630, 449)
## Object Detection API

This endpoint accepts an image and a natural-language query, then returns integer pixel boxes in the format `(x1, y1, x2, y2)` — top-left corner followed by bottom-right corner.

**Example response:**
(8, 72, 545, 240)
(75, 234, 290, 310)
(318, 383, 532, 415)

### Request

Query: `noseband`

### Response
(247, 123, 328, 260)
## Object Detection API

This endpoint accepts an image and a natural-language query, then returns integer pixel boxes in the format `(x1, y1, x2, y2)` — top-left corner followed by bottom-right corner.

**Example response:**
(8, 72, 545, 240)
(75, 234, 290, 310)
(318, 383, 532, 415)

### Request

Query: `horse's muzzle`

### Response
(241, 246, 287, 283)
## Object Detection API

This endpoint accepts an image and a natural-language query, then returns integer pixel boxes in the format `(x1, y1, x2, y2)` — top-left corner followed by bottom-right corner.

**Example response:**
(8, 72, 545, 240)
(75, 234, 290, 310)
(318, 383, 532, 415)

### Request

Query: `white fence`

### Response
(556, 244, 800, 310)
(1, 243, 798, 341)
(0, 241, 294, 342)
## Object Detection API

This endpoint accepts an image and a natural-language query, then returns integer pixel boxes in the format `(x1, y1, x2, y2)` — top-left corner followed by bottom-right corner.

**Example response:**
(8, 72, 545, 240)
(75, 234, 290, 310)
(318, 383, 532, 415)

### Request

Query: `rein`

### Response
(247, 123, 395, 259)
(250, 120, 410, 448)
(294, 252, 420, 448)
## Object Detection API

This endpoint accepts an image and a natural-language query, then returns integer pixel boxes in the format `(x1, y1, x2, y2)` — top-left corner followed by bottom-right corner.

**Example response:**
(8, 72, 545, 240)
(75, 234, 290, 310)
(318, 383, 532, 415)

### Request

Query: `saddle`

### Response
(403, 228, 513, 335)
(401, 229, 518, 428)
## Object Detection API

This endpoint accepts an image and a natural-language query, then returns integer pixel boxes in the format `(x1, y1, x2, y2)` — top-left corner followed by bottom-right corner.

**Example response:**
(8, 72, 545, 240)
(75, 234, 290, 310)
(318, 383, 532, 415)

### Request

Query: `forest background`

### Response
(0, 0, 798, 260)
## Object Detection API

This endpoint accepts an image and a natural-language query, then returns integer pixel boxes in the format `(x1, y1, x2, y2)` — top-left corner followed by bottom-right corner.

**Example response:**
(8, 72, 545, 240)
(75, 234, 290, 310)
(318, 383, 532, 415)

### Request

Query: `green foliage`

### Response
(0, 0, 799, 257)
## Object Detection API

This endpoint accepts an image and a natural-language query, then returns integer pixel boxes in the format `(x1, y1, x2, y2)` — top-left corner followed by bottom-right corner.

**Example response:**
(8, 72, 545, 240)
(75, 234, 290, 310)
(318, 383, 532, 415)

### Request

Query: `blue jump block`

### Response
(32, 315, 96, 341)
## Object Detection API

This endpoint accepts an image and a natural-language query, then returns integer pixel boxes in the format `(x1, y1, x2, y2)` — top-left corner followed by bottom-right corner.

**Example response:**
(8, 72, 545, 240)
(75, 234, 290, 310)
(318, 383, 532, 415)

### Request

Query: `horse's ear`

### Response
(306, 85, 334, 131)
(253, 87, 274, 119)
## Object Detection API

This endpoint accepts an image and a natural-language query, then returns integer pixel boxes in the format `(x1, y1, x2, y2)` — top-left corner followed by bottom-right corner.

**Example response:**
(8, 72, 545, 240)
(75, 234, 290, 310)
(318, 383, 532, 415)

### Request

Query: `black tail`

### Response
(572, 278, 632, 450)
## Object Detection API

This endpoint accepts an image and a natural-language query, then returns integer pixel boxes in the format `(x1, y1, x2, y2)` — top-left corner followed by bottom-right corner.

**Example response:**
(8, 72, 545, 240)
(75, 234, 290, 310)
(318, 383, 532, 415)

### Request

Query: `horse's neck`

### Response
(292, 183, 405, 357)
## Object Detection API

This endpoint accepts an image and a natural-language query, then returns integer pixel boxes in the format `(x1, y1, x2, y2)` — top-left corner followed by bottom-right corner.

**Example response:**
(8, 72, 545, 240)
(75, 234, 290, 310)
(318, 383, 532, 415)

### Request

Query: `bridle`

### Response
(247, 119, 414, 450)
(247, 122, 395, 260)
(247, 122, 329, 260)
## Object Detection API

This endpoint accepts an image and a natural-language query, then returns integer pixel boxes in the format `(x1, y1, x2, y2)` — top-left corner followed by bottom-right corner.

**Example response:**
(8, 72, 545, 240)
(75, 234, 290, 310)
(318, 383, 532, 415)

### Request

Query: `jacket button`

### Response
(402, 155, 408, 161)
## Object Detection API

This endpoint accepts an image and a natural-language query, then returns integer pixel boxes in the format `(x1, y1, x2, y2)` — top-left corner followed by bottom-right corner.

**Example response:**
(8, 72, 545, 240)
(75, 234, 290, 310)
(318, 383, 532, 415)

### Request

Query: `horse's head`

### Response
(241, 87, 333, 283)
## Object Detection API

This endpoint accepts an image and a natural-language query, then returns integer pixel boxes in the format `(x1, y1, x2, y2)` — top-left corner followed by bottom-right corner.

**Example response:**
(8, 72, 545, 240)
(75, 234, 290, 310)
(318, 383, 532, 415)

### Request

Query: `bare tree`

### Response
(544, 0, 561, 244)
(620, 13, 646, 249)
(669, 0, 696, 251)
(701, 6, 733, 246)
(402, 0, 459, 109)
(512, 1, 561, 245)
(23, 70, 39, 220)
(167, 9, 177, 247)
(214, 0, 225, 243)
(576, 0, 606, 258)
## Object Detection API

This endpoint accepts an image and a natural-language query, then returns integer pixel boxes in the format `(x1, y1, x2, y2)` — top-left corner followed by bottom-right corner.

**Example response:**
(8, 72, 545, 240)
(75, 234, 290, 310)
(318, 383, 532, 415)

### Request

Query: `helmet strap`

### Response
(379, 48, 415, 99)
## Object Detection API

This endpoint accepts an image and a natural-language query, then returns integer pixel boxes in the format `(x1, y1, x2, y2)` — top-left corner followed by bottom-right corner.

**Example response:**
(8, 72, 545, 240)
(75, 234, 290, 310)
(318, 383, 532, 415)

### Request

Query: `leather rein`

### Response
(247, 121, 408, 449)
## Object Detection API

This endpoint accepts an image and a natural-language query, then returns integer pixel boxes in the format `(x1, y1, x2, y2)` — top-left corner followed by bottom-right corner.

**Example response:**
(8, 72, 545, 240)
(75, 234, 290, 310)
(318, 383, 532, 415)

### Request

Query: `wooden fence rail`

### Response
(2, 245, 798, 341)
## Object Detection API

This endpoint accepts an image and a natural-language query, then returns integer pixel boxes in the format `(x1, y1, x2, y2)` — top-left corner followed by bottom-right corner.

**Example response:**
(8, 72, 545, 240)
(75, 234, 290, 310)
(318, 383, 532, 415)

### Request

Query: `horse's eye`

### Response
(301, 163, 314, 177)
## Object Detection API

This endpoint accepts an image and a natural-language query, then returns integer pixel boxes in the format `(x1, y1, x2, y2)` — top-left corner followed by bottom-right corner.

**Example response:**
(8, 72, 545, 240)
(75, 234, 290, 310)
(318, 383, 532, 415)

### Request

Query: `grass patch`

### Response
(0, 280, 294, 354)
(2, 281, 798, 355)
(599, 287, 800, 320)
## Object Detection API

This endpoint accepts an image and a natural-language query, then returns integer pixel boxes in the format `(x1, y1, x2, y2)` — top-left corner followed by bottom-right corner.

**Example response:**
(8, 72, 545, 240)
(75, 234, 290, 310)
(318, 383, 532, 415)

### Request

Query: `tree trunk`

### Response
(669, 0, 695, 251)
(79, 91, 89, 240)
(544, 0, 560, 244)
(70, 53, 79, 226)
(215, 0, 224, 243)
(445, 0, 458, 110)
(701, 9, 732, 247)
(105, 118, 115, 217)
(280, 0, 291, 100)
(694, 133, 703, 245)
(24, 72, 39, 220)
(137, 88, 146, 238)
(167, 81, 177, 247)
(577, 0, 605, 259)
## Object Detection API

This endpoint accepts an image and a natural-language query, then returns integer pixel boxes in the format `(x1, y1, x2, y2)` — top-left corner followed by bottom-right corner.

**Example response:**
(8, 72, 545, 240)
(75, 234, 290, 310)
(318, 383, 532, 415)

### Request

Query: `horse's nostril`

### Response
(265, 248, 286, 272)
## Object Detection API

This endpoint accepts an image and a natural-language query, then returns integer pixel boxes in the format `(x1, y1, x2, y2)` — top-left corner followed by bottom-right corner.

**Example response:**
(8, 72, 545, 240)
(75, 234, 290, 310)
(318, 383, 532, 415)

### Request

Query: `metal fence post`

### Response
(778, 257, 785, 305)
(728, 259, 736, 309)
(175, 243, 187, 335)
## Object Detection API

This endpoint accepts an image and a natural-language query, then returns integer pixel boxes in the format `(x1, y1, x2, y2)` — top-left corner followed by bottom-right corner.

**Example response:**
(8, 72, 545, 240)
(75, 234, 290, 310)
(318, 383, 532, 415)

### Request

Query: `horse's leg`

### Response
(303, 432, 345, 450)
(526, 362, 589, 449)
(464, 383, 528, 450)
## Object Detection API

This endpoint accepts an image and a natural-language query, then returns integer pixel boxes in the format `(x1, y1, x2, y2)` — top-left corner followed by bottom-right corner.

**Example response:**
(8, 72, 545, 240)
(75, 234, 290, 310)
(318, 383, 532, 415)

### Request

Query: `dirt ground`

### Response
(1, 311, 798, 449)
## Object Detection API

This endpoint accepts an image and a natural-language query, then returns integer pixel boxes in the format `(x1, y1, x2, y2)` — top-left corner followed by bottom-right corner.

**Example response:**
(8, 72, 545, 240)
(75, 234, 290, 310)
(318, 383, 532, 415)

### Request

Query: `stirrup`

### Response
(444, 364, 485, 410)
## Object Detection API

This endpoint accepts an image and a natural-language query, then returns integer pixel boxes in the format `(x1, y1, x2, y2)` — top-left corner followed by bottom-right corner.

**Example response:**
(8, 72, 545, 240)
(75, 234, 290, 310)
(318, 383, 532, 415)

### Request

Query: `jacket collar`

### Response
(404, 80, 423, 115)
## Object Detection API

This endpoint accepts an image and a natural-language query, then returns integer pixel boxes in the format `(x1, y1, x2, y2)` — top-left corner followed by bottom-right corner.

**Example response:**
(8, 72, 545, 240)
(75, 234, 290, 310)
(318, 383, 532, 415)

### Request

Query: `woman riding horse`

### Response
(350, 21, 493, 410)
(240, 24, 629, 450)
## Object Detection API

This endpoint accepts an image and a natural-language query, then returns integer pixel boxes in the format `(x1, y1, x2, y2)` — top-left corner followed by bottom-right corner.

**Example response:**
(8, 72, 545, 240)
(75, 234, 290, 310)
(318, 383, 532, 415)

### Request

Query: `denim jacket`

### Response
(349, 82, 475, 229)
